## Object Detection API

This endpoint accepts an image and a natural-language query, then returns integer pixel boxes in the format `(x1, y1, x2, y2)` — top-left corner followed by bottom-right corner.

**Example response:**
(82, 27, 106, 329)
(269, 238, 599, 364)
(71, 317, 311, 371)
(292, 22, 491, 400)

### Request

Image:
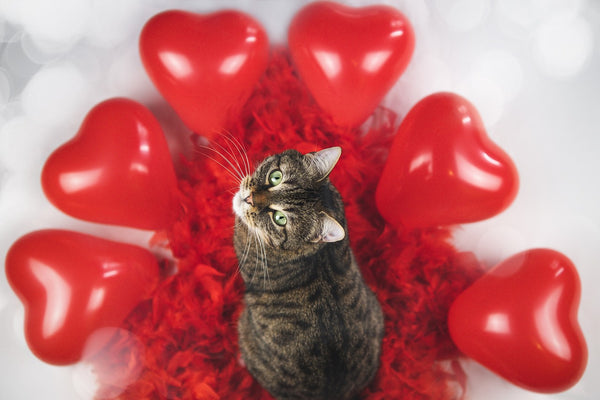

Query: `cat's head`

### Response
(233, 147, 345, 252)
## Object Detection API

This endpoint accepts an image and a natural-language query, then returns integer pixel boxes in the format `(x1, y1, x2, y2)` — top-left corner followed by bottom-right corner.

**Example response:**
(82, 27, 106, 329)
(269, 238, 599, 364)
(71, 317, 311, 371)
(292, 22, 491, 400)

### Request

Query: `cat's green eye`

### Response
(272, 210, 287, 227)
(268, 170, 283, 186)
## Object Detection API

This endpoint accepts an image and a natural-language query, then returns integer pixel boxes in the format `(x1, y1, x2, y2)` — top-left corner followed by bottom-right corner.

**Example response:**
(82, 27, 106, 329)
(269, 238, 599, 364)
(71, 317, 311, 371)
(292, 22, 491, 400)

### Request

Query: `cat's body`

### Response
(233, 148, 384, 400)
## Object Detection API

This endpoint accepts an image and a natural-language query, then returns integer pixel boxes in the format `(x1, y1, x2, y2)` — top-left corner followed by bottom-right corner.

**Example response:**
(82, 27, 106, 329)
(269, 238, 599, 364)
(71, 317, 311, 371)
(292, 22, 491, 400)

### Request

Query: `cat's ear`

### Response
(312, 212, 345, 243)
(305, 147, 342, 181)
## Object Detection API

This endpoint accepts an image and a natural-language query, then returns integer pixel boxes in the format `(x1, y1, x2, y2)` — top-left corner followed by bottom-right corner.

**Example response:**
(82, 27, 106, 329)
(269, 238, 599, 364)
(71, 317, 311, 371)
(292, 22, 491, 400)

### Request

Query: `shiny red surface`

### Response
(448, 249, 588, 393)
(5, 230, 160, 365)
(41, 98, 178, 230)
(140, 9, 269, 137)
(288, 1, 415, 127)
(375, 92, 519, 229)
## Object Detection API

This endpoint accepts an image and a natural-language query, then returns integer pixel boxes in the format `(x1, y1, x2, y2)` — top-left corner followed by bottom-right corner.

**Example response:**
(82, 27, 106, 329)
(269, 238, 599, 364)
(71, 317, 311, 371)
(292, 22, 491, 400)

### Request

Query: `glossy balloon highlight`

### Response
(376, 92, 519, 229)
(41, 98, 179, 230)
(288, 1, 415, 127)
(448, 249, 587, 393)
(140, 9, 269, 137)
(5, 230, 160, 365)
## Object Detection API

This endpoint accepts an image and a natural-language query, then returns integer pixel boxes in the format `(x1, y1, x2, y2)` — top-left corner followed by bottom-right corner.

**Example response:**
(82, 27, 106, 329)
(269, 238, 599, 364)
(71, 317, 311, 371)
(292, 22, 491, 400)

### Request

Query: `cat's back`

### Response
(239, 243, 384, 400)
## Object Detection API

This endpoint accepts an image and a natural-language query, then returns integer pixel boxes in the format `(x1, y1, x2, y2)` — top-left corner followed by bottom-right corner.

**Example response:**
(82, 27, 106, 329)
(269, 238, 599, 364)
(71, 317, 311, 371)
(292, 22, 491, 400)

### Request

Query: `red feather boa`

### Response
(92, 50, 483, 400)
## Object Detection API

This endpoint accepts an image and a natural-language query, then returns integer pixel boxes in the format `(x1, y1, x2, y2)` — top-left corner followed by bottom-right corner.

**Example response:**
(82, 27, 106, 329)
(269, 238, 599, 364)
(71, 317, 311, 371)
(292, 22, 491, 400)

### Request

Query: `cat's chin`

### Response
(233, 191, 245, 219)
(233, 179, 252, 221)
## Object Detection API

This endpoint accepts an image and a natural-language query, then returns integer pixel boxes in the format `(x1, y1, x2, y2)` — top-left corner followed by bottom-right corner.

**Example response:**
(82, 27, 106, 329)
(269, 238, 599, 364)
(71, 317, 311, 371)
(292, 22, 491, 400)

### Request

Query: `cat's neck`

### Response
(240, 236, 354, 295)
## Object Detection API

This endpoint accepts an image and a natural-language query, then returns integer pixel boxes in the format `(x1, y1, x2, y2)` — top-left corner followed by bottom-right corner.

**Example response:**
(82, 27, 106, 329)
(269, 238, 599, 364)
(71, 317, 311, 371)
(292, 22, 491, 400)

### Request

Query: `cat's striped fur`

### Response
(233, 148, 384, 400)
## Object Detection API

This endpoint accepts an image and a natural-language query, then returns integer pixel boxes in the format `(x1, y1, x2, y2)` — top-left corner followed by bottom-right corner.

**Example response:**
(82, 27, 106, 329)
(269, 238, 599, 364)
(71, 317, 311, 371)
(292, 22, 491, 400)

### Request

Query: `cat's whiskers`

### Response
(249, 233, 262, 285)
(242, 220, 271, 291)
(198, 134, 254, 199)
(199, 132, 258, 281)
(226, 185, 240, 195)
(213, 141, 247, 182)
(215, 130, 253, 181)
(224, 139, 250, 178)
(235, 226, 253, 278)
(198, 146, 244, 185)
(256, 230, 271, 292)
(220, 131, 252, 177)
(215, 134, 271, 290)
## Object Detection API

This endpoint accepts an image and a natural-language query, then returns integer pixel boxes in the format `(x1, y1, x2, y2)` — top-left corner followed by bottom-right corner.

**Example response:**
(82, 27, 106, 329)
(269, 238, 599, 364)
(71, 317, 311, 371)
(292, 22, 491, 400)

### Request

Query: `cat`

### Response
(233, 147, 384, 400)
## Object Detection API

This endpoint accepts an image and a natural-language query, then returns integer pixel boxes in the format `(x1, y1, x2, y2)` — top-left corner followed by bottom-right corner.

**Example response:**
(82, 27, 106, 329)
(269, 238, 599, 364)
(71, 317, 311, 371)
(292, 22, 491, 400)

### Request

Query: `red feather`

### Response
(94, 49, 483, 400)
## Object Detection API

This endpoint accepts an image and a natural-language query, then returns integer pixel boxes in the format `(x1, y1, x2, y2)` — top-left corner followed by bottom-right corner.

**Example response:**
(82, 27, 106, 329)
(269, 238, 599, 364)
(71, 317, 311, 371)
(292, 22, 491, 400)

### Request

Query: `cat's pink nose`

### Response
(244, 194, 253, 206)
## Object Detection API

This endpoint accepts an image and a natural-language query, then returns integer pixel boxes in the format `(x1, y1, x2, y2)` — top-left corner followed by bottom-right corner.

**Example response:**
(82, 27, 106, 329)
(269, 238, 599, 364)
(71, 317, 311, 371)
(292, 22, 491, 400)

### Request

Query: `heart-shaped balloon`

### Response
(5, 229, 160, 365)
(375, 92, 519, 229)
(140, 9, 269, 137)
(42, 98, 179, 230)
(288, 1, 415, 127)
(448, 249, 587, 393)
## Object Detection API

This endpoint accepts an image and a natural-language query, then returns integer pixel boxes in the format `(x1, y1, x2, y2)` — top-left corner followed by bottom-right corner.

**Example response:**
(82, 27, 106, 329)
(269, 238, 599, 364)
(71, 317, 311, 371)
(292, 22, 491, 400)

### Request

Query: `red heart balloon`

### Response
(5, 229, 160, 365)
(448, 249, 587, 393)
(288, 1, 415, 127)
(375, 92, 519, 229)
(139, 9, 269, 137)
(41, 98, 179, 230)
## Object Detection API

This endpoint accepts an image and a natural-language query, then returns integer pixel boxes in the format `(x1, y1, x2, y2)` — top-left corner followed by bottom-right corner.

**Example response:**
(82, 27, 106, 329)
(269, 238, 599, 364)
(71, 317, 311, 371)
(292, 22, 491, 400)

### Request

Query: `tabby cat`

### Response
(233, 147, 384, 400)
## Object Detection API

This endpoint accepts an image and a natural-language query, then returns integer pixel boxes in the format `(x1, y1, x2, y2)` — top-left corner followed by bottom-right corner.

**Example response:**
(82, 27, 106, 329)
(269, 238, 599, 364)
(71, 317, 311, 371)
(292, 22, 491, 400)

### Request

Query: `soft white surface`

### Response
(1, 0, 598, 399)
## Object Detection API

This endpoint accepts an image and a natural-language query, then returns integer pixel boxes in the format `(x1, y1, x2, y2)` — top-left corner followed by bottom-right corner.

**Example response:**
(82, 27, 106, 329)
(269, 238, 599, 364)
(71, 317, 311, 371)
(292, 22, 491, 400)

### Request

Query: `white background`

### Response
(1, 0, 598, 399)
